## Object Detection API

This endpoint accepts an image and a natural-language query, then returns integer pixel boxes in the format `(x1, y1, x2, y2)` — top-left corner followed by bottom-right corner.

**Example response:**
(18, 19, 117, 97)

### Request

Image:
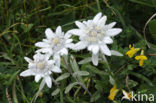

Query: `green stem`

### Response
(102, 55, 115, 85)
(62, 56, 92, 97)
(102, 55, 114, 77)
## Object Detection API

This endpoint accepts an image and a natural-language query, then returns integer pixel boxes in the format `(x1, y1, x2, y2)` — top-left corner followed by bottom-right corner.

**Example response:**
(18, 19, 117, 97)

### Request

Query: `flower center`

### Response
(37, 62, 45, 69)
(86, 26, 104, 43)
(52, 37, 59, 45)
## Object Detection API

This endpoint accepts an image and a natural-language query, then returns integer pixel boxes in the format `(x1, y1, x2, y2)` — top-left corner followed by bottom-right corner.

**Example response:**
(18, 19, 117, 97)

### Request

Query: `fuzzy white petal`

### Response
(36, 48, 53, 54)
(35, 75, 42, 82)
(59, 48, 68, 55)
(64, 33, 72, 39)
(103, 37, 113, 44)
(98, 16, 107, 25)
(45, 28, 54, 39)
(100, 44, 111, 56)
(42, 39, 50, 43)
(88, 45, 99, 54)
(33, 53, 44, 60)
(44, 54, 51, 60)
(54, 55, 61, 67)
(35, 42, 50, 48)
(45, 76, 52, 88)
(88, 45, 93, 51)
(24, 57, 32, 63)
(92, 53, 99, 66)
(75, 21, 85, 29)
(106, 22, 116, 29)
(56, 26, 62, 35)
(67, 29, 84, 36)
(65, 43, 74, 49)
(106, 28, 122, 36)
(52, 66, 62, 73)
(20, 69, 33, 77)
(47, 60, 55, 66)
(93, 12, 102, 23)
(72, 41, 88, 50)
(111, 50, 123, 56)
(65, 39, 73, 44)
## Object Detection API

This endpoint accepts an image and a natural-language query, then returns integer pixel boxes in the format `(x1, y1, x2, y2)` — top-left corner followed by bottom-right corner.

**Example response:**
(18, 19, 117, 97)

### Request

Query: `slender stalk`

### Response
(6, 88, 12, 103)
(17, 76, 29, 103)
(30, 79, 46, 103)
(62, 57, 92, 97)
(143, 13, 156, 48)
(115, 64, 126, 74)
(102, 55, 114, 77)
(102, 55, 117, 86)
(126, 75, 130, 90)
(51, 76, 59, 87)
(12, 81, 19, 103)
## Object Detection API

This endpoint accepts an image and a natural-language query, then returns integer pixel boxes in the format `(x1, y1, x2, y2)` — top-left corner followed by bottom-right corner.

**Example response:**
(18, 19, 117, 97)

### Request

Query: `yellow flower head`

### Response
(108, 84, 119, 101)
(126, 44, 140, 58)
(135, 50, 147, 66)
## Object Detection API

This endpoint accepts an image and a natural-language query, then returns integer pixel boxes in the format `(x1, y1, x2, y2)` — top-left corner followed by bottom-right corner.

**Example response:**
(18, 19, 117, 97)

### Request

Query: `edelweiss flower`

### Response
(68, 12, 122, 65)
(20, 53, 62, 88)
(35, 26, 73, 66)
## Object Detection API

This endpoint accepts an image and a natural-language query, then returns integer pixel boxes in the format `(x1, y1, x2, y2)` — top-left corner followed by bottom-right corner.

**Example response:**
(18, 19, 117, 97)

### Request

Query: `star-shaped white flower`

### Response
(121, 90, 132, 101)
(20, 53, 62, 88)
(35, 26, 73, 66)
(68, 12, 122, 65)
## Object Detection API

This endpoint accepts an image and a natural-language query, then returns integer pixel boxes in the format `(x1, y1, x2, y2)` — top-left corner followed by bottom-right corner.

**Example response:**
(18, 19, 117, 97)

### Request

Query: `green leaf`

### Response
(66, 96, 75, 103)
(56, 73, 70, 82)
(149, 19, 156, 41)
(85, 65, 107, 75)
(52, 88, 60, 96)
(21, 24, 33, 32)
(128, 80, 138, 88)
(73, 71, 89, 77)
(109, 76, 115, 85)
(129, 72, 153, 86)
(130, 0, 156, 8)
(90, 91, 101, 102)
(65, 82, 80, 94)
(70, 55, 79, 72)
(8, 70, 20, 86)
(70, 55, 83, 83)
(78, 57, 91, 64)
(127, 64, 134, 71)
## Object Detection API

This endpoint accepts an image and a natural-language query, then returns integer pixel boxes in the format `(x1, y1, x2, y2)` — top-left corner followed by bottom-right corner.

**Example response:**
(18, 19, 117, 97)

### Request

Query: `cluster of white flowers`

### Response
(20, 12, 123, 88)
(20, 26, 73, 88)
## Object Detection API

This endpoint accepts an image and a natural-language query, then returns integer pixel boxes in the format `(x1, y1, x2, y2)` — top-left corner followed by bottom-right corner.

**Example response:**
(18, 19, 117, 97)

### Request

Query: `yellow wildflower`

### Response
(126, 44, 140, 58)
(122, 90, 132, 100)
(135, 50, 147, 66)
(108, 84, 119, 101)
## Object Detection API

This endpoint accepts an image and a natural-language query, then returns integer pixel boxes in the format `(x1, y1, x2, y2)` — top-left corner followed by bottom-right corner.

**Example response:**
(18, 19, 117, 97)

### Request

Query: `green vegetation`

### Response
(0, 0, 156, 103)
